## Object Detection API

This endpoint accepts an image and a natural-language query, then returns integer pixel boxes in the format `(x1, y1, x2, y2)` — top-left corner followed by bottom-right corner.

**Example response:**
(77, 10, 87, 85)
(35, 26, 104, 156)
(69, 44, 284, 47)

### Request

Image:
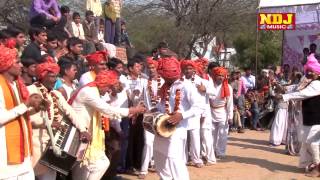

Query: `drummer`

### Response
(154, 56, 202, 180)
(138, 57, 164, 179)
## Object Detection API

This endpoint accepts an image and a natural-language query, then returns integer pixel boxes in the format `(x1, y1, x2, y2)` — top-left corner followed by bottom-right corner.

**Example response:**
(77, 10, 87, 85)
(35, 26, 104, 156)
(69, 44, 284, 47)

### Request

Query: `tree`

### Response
(232, 31, 282, 70)
(123, 0, 258, 58)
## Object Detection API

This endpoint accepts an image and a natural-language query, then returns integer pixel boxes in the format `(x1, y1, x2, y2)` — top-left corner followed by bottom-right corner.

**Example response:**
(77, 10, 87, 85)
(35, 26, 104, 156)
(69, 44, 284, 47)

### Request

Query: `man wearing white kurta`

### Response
(154, 57, 201, 180)
(139, 58, 164, 179)
(71, 70, 146, 180)
(79, 50, 108, 87)
(201, 76, 217, 165)
(280, 59, 320, 177)
(0, 45, 43, 180)
(180, 60, 205, 167)
(209, 67, 233, 158)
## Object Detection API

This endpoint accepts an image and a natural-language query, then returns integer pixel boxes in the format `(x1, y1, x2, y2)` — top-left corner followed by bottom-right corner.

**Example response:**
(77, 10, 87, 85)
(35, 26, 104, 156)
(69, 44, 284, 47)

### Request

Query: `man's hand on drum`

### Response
(168, 112, 183, 125)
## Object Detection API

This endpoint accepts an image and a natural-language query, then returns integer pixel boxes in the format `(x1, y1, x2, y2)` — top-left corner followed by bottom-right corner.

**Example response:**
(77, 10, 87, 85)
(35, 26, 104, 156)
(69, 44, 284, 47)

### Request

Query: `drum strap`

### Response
(42, 111, 62, 156)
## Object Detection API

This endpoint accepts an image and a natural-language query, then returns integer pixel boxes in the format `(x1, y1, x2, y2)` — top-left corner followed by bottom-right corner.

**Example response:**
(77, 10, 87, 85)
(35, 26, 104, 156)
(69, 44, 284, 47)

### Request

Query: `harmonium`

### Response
(39, 117, 88, 175)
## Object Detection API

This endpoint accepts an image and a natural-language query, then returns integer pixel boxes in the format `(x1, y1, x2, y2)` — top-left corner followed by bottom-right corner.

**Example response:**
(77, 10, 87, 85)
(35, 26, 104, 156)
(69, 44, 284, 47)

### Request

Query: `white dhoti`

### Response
(212, 121, 229, 157)
(270, 107, 288, 145)
(299, 125, 320, 168)
(154, 128, 189, 180)
(72, 153, 110, 180)
(188, 129, 203, 164)
(201, 128, 216, 163)
(140, 130, 155, 174)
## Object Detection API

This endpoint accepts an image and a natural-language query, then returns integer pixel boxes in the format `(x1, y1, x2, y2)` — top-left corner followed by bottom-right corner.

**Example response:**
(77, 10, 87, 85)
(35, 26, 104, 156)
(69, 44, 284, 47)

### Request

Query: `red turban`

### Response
(213, 67, 230, 98)
(0, 45, 17, 72)
(36, 61, 60, 80)
(180, 60, 196, 70)
(157, 57, 181, 79)
(86, 50, 108, 66)
(146, 57, 158, 68)
(94, 70, 119, 87)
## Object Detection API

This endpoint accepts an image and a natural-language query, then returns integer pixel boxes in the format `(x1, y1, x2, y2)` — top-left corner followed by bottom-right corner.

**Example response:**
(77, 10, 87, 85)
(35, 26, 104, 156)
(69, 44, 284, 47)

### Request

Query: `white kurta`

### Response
(283, 80, 320, 167)
(182, 75, 207, 164)
(200, 76, 217, 163)
(140, 77, 164, 174)
(270, 101, 288, 146)
(154, 80, 201, 180)
(208, 80, 233, 157)
(0, 82, 34, 180)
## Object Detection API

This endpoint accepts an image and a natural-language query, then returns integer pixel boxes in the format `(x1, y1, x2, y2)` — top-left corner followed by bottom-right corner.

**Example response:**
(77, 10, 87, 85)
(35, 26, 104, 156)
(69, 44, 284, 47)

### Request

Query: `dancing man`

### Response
(70, 70, 146, 180)
(279, 54, 320, 177)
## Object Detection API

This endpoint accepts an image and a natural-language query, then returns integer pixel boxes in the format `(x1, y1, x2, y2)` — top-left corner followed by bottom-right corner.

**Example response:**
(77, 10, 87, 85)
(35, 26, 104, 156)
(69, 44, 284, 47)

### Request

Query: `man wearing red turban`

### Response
(0, 45, 44, 179)
(208, 66, 233, 159)
(195, 58, 209, 80)
(28, 59, 90, 179)
(180, 59, 209, 168)
(154, 56, 202, 180)
(138, 56, 164, 179)
(69, 70, 146, 180)
(79, 50, 108, 86)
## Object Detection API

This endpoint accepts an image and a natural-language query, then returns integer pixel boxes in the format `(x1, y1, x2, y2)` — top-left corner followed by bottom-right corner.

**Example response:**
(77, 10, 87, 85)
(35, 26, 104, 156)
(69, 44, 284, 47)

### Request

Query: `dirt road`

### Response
(122, 130, 313, 180)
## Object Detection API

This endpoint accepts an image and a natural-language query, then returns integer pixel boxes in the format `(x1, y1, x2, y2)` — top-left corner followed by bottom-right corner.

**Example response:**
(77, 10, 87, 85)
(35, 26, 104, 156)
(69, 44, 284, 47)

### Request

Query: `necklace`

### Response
(164, 85, 181, 114)
(148, 76, 161, 107)
(35, 83, 60, 123)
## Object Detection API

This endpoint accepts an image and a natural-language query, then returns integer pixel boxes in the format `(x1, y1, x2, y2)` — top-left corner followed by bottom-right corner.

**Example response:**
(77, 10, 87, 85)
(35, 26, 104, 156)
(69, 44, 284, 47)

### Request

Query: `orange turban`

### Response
(0, 45, 17, 72)
(36, 61, 60, 80)
(212, 67, 230, 98)
(157, 57, 181, 79)
(146, 57, 158, 68)
(180, 60, 196, 70)
(86, 50, 108, 66)
(94, 70, 119, 87)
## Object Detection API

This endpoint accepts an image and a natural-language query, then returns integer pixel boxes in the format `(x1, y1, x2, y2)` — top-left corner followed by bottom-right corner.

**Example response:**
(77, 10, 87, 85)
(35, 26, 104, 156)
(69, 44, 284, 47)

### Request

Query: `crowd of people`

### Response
(1, 0, 320, 179)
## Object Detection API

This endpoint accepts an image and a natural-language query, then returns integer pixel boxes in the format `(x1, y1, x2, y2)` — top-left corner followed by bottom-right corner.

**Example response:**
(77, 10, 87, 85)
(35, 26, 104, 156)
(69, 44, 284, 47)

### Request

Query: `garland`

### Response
(148, 76, 161, 107)
(164, 86, 181, 114)
(35, 83, 60, 124)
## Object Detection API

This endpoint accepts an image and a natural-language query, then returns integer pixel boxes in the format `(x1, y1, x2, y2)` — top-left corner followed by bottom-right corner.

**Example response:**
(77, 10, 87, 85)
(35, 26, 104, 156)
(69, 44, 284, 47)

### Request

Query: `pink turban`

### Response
(304, 53, 320, 75)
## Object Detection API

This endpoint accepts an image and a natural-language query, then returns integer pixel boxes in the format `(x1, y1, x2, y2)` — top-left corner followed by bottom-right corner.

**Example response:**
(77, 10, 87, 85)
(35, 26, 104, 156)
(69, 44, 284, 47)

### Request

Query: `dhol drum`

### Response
(142, 112, 176, 138)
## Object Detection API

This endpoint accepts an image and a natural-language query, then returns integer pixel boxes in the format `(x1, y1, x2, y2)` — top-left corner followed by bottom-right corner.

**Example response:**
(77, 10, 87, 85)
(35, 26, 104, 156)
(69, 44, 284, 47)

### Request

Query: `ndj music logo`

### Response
(258, 13, 295, 30)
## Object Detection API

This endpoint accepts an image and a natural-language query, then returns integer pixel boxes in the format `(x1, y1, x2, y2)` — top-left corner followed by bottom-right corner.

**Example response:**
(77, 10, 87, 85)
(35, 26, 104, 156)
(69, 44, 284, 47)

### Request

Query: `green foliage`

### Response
(232, 31, 282, 70)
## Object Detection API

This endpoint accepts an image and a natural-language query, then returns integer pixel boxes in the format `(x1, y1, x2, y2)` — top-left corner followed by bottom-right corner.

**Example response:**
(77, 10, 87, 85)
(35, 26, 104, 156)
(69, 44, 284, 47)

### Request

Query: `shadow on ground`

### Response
(220, 155, 303, 174)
